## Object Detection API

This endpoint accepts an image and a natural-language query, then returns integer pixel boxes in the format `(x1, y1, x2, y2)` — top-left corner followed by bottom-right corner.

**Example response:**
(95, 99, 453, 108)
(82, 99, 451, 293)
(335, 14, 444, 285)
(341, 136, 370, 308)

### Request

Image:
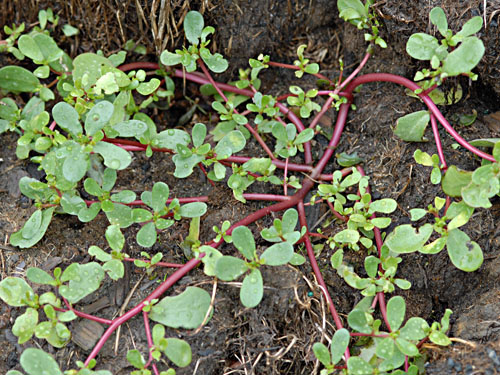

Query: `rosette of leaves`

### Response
(160, 10, 228, 73)
(271, 121, 315, 158)
(330, 247, 410, 297)
(227, 157, 286, 203)
(337, 0, 387, 49)
(259, 208, 306, 265)
(199, 225, 294, 307)
(293, 44, 320, 78)
(286, 85, 321, 119)
(407, 7, 484, 82)
(133, 181, 207, 247)
(313, 296, 452, 374)
(386, 197, 483, 272)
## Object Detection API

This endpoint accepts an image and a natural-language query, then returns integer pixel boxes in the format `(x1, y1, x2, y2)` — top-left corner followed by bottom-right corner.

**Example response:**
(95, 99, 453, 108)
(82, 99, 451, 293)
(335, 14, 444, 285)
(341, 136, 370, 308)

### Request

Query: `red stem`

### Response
(430, 113, 448, 170)
(54, 306, 113, 326)
(84, 257, 202, 366)
(344, 73, 495, 162)
(143, 311, 160, 375)
(267, 60, 333, 83)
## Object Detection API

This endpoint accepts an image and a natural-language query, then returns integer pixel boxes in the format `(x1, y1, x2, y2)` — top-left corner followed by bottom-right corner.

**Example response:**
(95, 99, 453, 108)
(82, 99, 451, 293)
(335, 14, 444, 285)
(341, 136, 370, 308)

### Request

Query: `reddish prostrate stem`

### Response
(335, 52, 372, 93)
(54, 306, 113, 326)
(83, 61, 489, 372)
(143, 311, 160, 375)
(197, 59, 276, 160)
(267, 60, 333, 83)
(430, 113, 448, 170)
(84, 257, 201, 366)
(345, 73, 495, 162)
(123, 258, 184, 268)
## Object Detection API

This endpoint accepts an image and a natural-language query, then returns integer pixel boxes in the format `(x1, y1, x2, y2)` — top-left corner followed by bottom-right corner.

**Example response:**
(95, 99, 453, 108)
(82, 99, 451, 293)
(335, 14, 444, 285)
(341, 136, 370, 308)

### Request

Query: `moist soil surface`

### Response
(1, 1, 500, 374)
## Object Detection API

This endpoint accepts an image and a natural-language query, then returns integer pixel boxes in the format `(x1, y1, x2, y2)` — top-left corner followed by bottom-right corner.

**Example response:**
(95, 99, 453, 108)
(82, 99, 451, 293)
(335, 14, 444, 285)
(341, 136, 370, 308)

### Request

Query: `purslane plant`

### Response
(0, 3, 497, 374)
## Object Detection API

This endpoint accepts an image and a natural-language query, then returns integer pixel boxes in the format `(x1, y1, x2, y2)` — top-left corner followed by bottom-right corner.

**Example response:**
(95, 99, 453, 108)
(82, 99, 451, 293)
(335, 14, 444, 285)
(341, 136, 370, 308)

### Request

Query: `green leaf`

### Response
(93, 141, 132, 170)
(0, 277, 35, 307)
(103, 259, 124, 280)
(312, 342, 331, 366)
(137, 222, 157, 247)
(413, 149, 433, 166)
(10, 207, 55, 248)
(200, 48, 229, 73)
(260, 242, 294, 266)
(385, 224, 433, 253)
(394, 110, 430, 142)
(364, 256, 380, 278)
(112, 120, 148, 137)
(149, 286, 212, 329)
(294, 128, 314, 145)
(0, 65, 40, 93)
(240, 269, 264, 307)
(89, 245, 112, 262)
(127, 349, 146, 369)
(369, 198, 397, 214)
(18, 35, 44, 61)
(59, 262, 104, 303)
(406, 33, 440, 60)
(199, 246, 223, 276)
(429, 330, 451, 346)
(337, 0, 368, 21)
(137, 78, 161, 95)
(164, 338, 192, 367)
(395, 337, 419, 356)
(386, 296, 405, 331)
(347, 356, 374, 375)
(442, 37, 485, 76)
(376, 337, 395, 360)
(73, 53, 113, 89)
(184, 11, 204, 45)
(215, 256, 249, 281)
(27, 267, 54, 285)
(105, 224, 125, 251)
(232, 226, 256, 260)
(457, 16, 483, 37)
(430, 7, 448, 36)
(78, 202, 101, 222)
(179, 202, 207, 218)
(62, 24, 79, 36)
(192, 123, 207, 148)
(32, 33, 63, 62)
(337, 152, 363, 167)
(19, 348, 62, 375)
(215, 130, 246, 157)
(331, 328, 350, 364)
(85, 101, 114, 136)
(62, 144, 89, 182)
(334, 229, 359, 244)
(446, 229, 483, 271)
(154, 128, 191, 149)
(400, 317, 429, 341)
(441, 165, 472, 197)
(348, 309, 372, 333)
(13, 308, 38, 344)
(151, 181, 170, 212)
(160, 50, 182, 66)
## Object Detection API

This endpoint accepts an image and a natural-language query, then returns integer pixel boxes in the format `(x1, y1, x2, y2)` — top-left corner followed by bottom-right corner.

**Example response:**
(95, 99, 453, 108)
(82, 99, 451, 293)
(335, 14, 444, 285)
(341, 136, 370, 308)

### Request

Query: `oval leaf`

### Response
(446, 229, 483, 271)
(149, 286, 212, 329)
(260, 242, 293, 266)
(240, 269, 263, 308)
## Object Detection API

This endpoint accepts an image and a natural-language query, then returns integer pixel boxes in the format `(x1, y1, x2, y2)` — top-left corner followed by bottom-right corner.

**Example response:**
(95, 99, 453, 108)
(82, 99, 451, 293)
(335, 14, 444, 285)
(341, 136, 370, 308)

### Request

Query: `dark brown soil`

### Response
(1, 1, 500, 374)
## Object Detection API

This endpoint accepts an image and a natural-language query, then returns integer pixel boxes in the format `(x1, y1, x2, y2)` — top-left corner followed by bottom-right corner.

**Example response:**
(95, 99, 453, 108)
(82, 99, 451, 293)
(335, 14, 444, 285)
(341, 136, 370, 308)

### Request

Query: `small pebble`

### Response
(446, 358, 456, 369)
(485, 367, 494, 375)
(465, 364, 474, 375)
(486, 347, 500, 368)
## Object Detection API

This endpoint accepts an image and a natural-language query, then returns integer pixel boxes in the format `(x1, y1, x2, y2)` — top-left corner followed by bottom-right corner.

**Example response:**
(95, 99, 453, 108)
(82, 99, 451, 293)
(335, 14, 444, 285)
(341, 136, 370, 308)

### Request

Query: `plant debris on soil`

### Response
(1, 1, 500, 374)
